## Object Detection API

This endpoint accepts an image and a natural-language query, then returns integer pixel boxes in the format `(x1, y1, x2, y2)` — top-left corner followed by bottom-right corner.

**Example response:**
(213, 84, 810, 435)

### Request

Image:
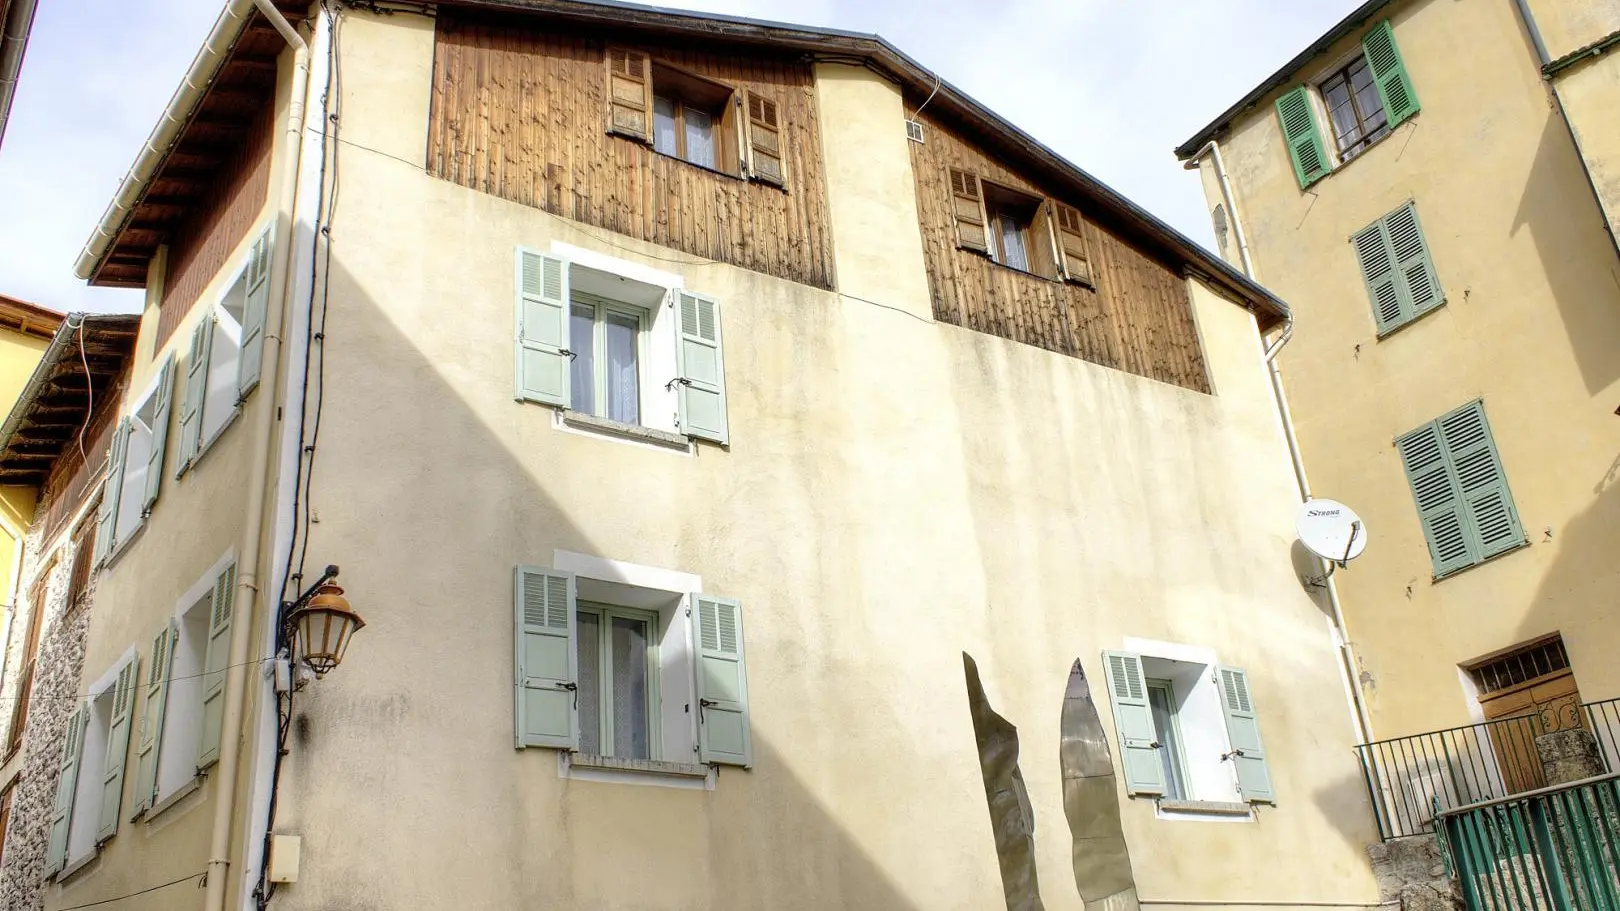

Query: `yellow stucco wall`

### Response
(1193, 0, 1620, 740)
(0, 327, 51, 595)
(239, 11, 1384, 910)
(1555, 55, 1620, 252)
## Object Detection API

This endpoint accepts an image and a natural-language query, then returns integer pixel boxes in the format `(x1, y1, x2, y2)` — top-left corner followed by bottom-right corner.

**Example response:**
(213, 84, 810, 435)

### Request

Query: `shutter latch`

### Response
(1221, 749, 1247, 762)
(666, 377, 692, 391)
(699, 698, 718, 708)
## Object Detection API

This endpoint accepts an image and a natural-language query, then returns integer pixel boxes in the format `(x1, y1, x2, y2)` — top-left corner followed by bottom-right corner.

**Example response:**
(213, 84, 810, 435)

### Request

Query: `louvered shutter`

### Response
(1363, 19, 1420, 127)
(1052, 203, 1094, 287)
(1352, 220, 1404, 333)
(197, 563, 235, 769)
(1438, 401, 1523, 561)
(693, 594, 750, 767)
(948, 168, 989, 253)
(97, 655, 139, 841)
(1102, 651, 1165, 796)
(1275, 86, 1330, 189)
(142, 357, 174, 514)
(177, 317, 212, 472)
(1216, 666, 1275, 803)
(673, 291, 729, 444)
(1384, 203, 1444, 317)
(744, 91, 785, 187)
(132, 622, 176, 817)
(94, 419, 129, 565)
(237, 228, 273, 400)
(46, 705, 88, 874)
(514, 250, 571, 408)
(1398, 421, 1473, 576)
(606, 48, 653, 142)
(514, 566, 577, 750)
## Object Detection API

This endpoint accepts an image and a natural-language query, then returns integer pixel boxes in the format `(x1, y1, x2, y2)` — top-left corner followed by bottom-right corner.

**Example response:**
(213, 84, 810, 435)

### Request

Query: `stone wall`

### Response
(0, 536, 92, 911)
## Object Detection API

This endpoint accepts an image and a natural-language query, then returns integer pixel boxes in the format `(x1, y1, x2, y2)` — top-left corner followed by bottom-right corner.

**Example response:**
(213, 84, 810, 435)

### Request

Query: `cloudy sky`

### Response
(0, 0, 1357, 314)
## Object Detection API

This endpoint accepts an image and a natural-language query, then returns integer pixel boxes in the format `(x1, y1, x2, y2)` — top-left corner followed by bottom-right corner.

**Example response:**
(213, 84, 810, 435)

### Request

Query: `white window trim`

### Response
(550, 549, 712, 789)
(188, 253, 255, 470)
(103, 365, 173, 569)
(1120, 637, 1253, 823)
(147, 549, 237, 811)
(61, 646, 137, 871)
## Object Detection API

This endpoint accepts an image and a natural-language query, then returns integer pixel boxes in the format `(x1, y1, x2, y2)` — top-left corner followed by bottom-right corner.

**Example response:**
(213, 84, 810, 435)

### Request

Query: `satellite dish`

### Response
(1296, 498, 1368, 565)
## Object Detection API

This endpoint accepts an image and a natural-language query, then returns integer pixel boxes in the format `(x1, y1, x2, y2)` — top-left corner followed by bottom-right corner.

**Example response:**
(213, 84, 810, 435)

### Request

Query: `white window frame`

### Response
(194, 256, 253, 463)
(105, 368, 170, 566)
(575, 601, 662, 760)
(61, 647, 135, 874)
(1146, 677, 1192, 801)
(567, 294, 652, 427)
(150, 550, 236, 817)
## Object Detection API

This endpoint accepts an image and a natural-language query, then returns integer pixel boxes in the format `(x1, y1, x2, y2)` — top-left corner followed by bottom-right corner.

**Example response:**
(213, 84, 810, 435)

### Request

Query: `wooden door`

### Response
(1479, 670, 1583, 794)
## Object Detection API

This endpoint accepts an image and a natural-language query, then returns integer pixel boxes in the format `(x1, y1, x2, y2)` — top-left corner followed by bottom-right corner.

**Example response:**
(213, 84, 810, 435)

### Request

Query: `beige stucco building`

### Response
(0, 1, 1409, 909)
(1177, 0, 1620, 840)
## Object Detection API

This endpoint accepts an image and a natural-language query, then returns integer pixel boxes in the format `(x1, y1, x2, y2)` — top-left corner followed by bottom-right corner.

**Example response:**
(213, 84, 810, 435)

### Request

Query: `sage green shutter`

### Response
(46, 705, 88, 874)
(197, 563, 236, 769)
(1275, 86, 1329, 189)
(514, 566, 577, 749)
(1355, 203, 1443, 333)
(1352, 219, 1405, 333)
(93, 419, 129, 564)
(177, 317, 212, 472)
(674, 291, 729, 444)
(1399, 402, 1522, 576)
(132, 622, 176, 816)
(1102, 651, 1165, 796)
(237, 229, 273, 400)
(693, 594, 750, 767)
(1216, 666, 1275, 803)
(1363, 19, 1420, 127)
(96, 655, 139, 841)
(514, 251, 571, 407)
(142, 357, 174, 514)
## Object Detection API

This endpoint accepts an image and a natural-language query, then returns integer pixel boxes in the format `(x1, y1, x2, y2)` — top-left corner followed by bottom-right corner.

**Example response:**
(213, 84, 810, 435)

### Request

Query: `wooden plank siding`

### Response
(910, 111, 1211, 393)
(427, 10, 834, 290)
(157, 103, 276, 351)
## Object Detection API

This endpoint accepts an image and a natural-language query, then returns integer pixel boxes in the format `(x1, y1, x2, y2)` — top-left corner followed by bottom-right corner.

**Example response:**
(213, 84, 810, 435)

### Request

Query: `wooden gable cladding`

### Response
(427, 9, 833, 290)
(911, 112, 1210, 393)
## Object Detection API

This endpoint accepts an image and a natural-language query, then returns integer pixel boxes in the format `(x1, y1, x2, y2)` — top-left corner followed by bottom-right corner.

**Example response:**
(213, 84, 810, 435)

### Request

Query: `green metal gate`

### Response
(1439, 773, 1620, 909)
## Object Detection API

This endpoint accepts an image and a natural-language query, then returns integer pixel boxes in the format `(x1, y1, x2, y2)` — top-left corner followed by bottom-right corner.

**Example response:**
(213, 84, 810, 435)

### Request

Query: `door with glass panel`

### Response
(576, 603, 659, 760)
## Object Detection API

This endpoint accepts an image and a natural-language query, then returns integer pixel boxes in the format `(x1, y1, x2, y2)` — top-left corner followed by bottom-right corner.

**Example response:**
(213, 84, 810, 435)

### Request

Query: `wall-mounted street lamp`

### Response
(279, 565, 365, 677)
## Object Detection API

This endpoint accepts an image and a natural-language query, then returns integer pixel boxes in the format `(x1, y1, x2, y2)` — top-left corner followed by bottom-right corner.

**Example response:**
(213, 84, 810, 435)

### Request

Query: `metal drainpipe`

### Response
(203, 2, 309, 909)
(1185, 141, 1375, 746)
(0, 0, 40, 149)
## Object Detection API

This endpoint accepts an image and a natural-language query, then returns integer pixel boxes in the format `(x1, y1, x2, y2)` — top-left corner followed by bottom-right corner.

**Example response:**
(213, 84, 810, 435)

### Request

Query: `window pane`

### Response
(577, 611, 601, 755)
(1148, 684, 1187, 800)
(604, 311, 640, 425)
(610, 616, 651, 760)
(569, 304, 596, 415)
(685, 107, 716, 169)
(998, 213, 1029, 272)
(653, 96, 678, 157)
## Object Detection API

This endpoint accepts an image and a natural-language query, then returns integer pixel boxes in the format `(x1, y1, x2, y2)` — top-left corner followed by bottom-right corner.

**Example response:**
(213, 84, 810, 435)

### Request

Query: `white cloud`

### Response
(0, 0, 1362, 314)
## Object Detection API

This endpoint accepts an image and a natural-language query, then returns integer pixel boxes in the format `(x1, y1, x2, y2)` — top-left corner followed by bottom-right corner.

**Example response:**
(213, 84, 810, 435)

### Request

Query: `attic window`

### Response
(651, 64, 737, 174)
(982, 183, 1044, 274)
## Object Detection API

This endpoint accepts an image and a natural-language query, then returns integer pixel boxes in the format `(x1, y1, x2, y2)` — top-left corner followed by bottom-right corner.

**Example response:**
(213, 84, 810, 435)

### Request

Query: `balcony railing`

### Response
(1356, 697, 1620, 841)
(1438, 772, 1620, 910)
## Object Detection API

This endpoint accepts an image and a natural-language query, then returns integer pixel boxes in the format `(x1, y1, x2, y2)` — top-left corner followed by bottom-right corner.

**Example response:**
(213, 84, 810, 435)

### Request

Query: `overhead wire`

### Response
(0, 657, 275, 705)
(54, 872, 206, 911)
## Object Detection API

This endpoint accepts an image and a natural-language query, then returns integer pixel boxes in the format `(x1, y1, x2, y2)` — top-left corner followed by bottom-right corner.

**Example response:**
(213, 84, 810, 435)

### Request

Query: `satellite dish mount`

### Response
(1295, 498, 1369, 589)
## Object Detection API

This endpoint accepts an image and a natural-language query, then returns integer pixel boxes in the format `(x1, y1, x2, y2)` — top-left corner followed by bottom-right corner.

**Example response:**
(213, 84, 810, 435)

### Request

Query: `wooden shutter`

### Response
(1275, 86, 1329, 189)
(93, 419, 129, 565)
(606, 48, 653, 142)
(693, 594, 750, 767)
(1051, 203, 1094, 287)
(514, 566, 577, 750)
(46, 705, 88, 874)
(1384, 203, 1443, 316)
(1397, 420, 1473, 576)
(514, 250, 571, 408)
(1363, 19, 1420, 127)
(949, 168, 989, 253)
(177, 317, 212, 472)
(674, 291, 729, 444)
(96, 655, 139, 841)
(1102, 651, 1165, 796)
(1216, 666, 1275, 804)
(197, 563, 235, 769)
(744, 91, 785, 187)
(132, 622, 176, 817)
(142, 357, 174, 515)
(1437, 401, 1523, 561)
(237, 228, 273, 400)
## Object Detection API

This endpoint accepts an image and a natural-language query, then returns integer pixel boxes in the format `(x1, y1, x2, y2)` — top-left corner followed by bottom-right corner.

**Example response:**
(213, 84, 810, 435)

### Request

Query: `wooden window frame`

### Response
(980, 181, 1059, 280)
(1317, 54, 1390, 162)
(648, 62, 741, 177)
(575, 601, 661, 761)
(568, 293, 650, 427)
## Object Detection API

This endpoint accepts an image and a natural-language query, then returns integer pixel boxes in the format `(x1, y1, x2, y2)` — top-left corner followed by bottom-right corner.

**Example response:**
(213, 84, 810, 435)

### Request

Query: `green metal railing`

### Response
(1439, 772, 1620, 910)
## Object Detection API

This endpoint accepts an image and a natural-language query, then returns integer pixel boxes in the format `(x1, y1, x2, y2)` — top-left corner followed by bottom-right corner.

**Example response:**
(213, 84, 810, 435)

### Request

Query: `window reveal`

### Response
(1320, 55, 1389, 161)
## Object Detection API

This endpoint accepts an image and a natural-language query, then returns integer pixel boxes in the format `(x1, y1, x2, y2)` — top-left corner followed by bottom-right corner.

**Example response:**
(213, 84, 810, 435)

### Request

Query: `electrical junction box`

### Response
(268, 834, 302, 884)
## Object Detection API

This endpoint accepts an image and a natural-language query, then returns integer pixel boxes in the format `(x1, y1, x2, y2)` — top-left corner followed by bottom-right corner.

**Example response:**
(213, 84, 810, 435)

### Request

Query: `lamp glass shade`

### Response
(291, 582, 365, 675)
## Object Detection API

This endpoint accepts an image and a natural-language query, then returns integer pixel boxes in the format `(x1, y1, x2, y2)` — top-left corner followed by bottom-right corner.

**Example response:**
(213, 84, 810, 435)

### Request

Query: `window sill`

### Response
(559, 751, 715, 790)
(559, 410, 692, 452)
(1313, 114, 1416, 188)
(99, 519, 149, 574)
(1433, 540, 1532, 583)
(179, 406, 243, 479)
(1374, 300, 1447, 340)
(1157, 798, 1253, 817)
(56, 848, 100, 883)
(141, 774, 204, 825)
